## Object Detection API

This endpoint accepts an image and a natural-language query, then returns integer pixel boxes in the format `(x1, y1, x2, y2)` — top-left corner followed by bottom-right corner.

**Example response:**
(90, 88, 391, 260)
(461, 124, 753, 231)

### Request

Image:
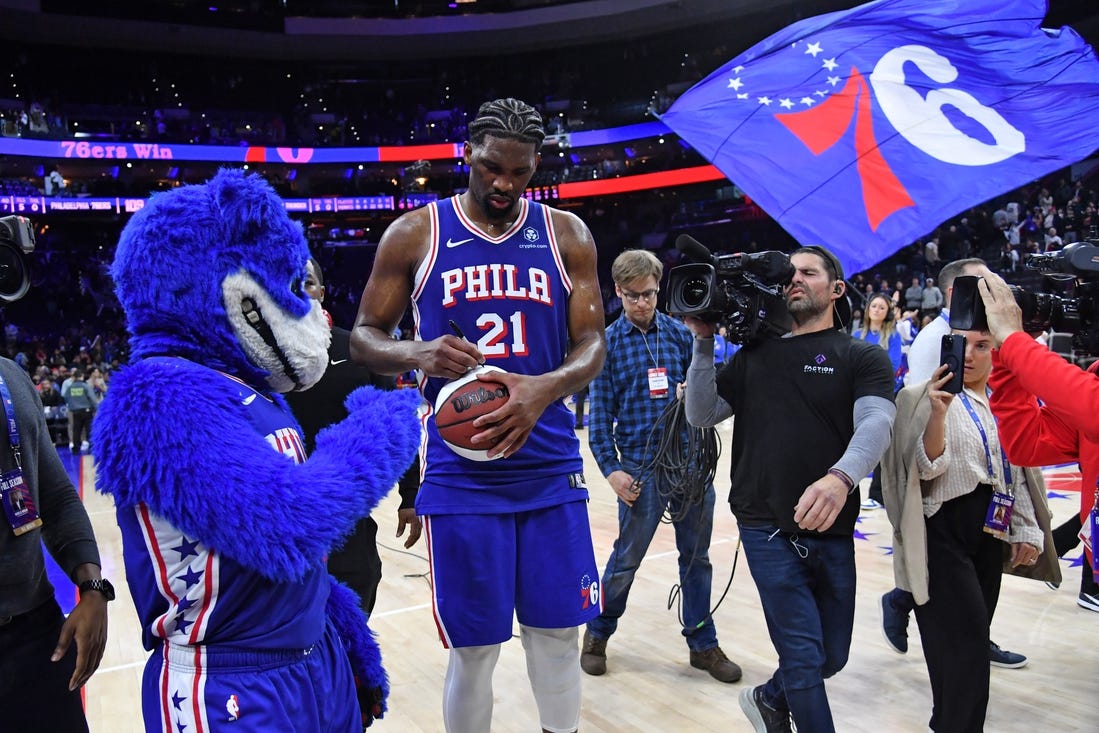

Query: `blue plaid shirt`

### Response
(588, 310, 694, 477)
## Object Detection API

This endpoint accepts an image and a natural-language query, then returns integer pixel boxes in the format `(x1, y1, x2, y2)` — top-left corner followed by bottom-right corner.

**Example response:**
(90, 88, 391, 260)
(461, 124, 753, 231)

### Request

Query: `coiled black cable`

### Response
(638, 394, 721, 522)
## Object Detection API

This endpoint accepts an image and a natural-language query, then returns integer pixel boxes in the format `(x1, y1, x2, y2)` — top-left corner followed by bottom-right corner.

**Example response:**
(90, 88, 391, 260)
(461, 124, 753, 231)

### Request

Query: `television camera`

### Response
(665, 235, 793, 345)
(0, 215, 35, 303)
(951, 237, 1099, 356)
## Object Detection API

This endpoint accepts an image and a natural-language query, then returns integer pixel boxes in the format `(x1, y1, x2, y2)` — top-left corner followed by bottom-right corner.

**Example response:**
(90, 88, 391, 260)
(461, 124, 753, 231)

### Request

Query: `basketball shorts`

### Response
(142, 619, 360, 732)
(424, 499, 601, 648)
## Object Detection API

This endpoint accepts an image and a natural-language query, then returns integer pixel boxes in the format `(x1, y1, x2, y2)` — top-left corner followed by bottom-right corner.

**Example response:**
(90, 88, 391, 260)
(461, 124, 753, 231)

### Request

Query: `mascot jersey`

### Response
(116, 359, 327, 652)
(414, 196, 584, 514)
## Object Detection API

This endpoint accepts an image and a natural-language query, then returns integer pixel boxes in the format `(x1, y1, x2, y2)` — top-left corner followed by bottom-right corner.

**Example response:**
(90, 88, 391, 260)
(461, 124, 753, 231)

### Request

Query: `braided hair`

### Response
(468, 98, 545, 148)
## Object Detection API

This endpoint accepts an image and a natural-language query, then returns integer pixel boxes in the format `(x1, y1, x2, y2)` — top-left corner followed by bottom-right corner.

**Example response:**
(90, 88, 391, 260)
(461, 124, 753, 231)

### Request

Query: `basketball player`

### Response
(351, 98, 607, 733)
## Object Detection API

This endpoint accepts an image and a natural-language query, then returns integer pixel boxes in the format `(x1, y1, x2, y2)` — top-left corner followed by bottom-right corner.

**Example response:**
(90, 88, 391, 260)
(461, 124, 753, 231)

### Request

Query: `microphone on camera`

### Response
(675, 234, 717, 266)
(739, 251, 795, 285)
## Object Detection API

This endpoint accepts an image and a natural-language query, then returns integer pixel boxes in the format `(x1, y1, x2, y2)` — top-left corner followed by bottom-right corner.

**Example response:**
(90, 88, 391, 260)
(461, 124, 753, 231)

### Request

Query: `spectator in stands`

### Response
(896, 309, 918, 352)
(1044, 227, 1063, 252)
(44, 166, 65, 197)
(87, 368, 108, 401)
(904, 276, 923, 312)
(38, 378, 64, 408)
(920, 277, 944, 321)
(853, 293, 906, 511)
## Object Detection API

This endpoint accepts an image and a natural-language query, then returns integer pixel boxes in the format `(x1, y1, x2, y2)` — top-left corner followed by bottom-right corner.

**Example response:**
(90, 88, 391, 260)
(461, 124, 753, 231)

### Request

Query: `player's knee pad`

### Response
(519, 625, 580, 733)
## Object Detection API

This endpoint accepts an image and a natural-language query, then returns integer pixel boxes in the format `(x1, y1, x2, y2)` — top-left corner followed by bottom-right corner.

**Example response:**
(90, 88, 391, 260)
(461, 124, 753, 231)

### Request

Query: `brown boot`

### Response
(690, 645, 742, 683)
(580, 630, 607, 676)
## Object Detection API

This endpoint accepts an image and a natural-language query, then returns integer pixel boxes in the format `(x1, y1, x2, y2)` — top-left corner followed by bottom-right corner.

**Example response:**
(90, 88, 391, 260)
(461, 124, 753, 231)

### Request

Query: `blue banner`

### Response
(660, 0, 1099, 275)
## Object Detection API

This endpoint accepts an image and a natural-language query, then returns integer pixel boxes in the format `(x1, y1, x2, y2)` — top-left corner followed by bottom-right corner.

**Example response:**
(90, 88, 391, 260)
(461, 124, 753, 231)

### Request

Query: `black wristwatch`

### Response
(79, 578, 116, 602)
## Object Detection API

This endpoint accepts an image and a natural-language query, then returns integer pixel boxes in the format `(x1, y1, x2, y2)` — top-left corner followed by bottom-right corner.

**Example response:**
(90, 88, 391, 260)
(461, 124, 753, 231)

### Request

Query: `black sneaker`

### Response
(880, 591, 909, 654)
(739, 686, 792, 733)
(580, 630, 607, 676)
(1078, 590, 1099, 613)
(988, 641, 1027, 669)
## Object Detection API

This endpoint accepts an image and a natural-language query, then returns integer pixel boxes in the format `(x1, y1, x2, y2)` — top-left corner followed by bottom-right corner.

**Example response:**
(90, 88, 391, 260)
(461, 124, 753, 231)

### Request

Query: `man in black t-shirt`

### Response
(685, 246, 895, 733)
(285, 258, 420, 614)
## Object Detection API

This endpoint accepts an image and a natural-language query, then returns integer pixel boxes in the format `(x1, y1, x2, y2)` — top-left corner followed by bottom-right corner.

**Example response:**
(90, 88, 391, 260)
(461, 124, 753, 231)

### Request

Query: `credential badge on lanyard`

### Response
(0, 373, 41, 536)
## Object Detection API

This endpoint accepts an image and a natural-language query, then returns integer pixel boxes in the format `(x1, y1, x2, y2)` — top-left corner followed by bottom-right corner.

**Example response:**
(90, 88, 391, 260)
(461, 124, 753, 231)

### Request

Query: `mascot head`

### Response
(112, 169, 329, 392)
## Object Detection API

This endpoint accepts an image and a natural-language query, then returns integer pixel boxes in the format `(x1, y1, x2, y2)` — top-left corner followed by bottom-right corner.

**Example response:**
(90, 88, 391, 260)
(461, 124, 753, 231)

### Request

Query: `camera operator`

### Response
(0, 216, 111, 732)
(684, 245, 896, 733)
(977, 265, 1099, 612)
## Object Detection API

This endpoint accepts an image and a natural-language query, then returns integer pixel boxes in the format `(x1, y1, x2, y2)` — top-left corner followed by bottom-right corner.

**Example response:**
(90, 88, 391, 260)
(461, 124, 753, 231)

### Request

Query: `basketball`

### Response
(434, 365, 510, 461)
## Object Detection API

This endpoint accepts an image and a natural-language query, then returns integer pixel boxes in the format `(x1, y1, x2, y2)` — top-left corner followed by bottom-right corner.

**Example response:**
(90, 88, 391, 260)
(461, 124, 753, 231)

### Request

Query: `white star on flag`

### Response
(726, 38, 841, 111)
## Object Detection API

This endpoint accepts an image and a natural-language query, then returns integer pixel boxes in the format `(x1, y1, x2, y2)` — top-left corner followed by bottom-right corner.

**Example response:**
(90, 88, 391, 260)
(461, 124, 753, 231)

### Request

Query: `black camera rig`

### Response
(665, 235, 793, 345)
(0, 216, 35, 303)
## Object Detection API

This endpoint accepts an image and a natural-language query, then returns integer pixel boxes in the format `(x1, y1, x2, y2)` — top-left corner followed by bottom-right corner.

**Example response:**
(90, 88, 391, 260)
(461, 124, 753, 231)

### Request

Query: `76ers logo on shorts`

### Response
(580, 574, 599, 610)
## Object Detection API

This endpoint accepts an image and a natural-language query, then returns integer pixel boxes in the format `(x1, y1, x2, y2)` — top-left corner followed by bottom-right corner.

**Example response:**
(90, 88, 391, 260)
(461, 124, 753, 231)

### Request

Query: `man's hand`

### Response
(973, 266, 1024, 348)
(53, 591, 108, 690)
(470, 371, 552, 459)
(793, 473, 849, 532)
(607, 469, 640, 507)
(396, 508, 421, 549)
(684, 317, 717, 339)
(417, 335, 484, 379)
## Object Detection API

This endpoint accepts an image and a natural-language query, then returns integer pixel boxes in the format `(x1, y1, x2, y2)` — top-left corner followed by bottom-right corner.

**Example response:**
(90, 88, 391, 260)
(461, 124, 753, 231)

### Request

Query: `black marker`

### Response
(449, 319, 484, 370)
(448, 319, 466, 340)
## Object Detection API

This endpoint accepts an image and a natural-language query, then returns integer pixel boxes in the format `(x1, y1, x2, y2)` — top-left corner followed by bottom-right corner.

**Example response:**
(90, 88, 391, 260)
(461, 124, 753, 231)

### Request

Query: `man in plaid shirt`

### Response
(580, 249, 741, 683)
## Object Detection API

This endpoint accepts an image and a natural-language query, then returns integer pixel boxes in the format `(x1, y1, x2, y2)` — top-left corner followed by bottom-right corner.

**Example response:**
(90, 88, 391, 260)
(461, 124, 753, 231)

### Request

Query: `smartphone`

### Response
(948, 275, 986, 331)
(939, 334, 966, 394)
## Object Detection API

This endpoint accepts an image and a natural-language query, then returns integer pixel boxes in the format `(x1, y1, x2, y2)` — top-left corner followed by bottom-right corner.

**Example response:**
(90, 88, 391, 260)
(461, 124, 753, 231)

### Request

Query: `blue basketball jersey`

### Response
(116, 365, 329, 653)
(414, 196, 585, 514)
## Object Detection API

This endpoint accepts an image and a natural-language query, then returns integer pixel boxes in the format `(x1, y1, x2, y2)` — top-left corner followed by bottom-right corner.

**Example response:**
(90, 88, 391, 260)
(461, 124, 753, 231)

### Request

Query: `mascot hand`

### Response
(313, 386, 421, 514)
(326, 579, 389, 725)
(355, 676, 385, 729)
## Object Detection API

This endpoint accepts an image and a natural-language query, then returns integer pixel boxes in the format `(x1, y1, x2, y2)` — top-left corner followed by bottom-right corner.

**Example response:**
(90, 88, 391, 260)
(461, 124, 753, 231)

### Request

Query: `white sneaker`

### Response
(80, 441, 90, 452)
(860, 498, 883, 511)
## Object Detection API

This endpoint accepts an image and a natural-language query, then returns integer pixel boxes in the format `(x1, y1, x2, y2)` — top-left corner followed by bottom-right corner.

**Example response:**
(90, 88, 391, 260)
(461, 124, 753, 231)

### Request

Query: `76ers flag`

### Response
(660, 0, 1099, 274)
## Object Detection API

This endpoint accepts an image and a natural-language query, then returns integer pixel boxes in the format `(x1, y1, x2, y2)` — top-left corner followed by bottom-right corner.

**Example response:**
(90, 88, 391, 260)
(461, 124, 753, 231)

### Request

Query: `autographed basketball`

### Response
(434, 365, 510, 461)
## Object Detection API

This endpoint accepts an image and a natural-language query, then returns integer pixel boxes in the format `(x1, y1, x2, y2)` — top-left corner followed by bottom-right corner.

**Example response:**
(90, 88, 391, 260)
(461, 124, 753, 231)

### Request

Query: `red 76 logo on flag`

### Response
(732, 40, 1026, 232)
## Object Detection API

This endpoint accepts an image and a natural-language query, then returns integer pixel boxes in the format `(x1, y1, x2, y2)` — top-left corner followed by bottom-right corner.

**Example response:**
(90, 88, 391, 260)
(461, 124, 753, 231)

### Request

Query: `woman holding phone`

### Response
(882, 328, 1057, 733)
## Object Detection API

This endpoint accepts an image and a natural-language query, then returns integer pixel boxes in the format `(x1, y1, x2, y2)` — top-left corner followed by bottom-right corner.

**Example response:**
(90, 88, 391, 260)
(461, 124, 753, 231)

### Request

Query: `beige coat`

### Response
(881, 380, 1060, 605)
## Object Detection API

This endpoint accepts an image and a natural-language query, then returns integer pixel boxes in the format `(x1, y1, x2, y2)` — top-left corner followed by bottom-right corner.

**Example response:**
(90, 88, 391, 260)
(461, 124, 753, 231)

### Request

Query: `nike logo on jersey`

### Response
(446, 237, 475, 248)
(242, 394, 257, 406)
(330, 359, 348, 366)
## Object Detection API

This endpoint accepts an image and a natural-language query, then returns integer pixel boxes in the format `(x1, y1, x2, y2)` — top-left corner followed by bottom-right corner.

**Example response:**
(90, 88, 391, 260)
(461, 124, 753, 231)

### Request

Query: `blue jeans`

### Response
(587, 466, 718, 652)
(738, 524, 856, 733)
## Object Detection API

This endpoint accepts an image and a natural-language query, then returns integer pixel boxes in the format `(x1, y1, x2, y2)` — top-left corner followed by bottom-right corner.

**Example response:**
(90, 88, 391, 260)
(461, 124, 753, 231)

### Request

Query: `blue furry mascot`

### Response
(92, 170, 420, 732)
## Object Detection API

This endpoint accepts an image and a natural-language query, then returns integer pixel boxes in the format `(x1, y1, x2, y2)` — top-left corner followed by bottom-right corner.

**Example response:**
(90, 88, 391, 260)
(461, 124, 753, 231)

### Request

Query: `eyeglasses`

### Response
(621, 289, 659, 304)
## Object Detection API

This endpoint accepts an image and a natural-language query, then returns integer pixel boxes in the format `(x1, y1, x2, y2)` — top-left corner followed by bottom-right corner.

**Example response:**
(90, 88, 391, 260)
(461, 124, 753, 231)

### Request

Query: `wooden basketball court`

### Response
(79, 417, 1096, 731)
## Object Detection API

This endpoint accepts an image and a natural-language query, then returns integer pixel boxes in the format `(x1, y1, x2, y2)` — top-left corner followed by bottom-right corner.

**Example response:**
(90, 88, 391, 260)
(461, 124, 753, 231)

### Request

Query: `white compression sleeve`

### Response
(520, 625, 581, 733)
(443, 644, 501, 733)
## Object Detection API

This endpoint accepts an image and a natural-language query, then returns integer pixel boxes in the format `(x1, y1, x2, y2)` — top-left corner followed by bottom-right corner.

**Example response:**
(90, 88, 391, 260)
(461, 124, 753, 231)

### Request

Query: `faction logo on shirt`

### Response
(803, 353, 835, 375)
(580, 574, 599, 610)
